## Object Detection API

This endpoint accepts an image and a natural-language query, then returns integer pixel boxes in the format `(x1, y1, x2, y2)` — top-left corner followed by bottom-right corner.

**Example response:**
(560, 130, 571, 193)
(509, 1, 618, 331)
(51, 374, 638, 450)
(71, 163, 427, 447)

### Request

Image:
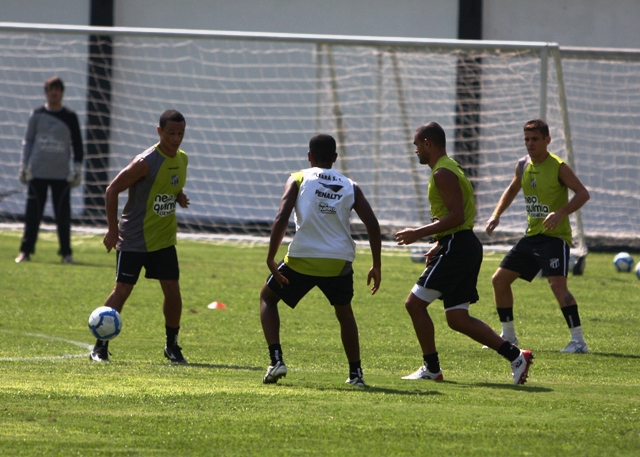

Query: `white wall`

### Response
(4, 0, 640, 49)
(1, 0, 89, 25)
(114, 0, 458, 39)
(484, 0, 640, 48)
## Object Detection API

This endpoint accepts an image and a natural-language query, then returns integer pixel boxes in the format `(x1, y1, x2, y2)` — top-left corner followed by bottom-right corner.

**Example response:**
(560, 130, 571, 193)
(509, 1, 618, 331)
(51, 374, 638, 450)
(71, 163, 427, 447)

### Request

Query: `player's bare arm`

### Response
(266, 176, 298, 287)
(396, 168, 464, 245)
(353, 185, 382, 295)
(103, 157, 148, 252)
(177, 190, 190, 208)
(542, 163, 590, 230)
(486, 163, 522, 236)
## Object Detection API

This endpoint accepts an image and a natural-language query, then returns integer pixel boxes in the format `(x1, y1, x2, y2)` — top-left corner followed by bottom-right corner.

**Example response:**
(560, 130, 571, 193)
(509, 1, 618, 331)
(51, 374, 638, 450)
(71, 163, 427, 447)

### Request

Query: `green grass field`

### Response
(1, 229, 639, 456)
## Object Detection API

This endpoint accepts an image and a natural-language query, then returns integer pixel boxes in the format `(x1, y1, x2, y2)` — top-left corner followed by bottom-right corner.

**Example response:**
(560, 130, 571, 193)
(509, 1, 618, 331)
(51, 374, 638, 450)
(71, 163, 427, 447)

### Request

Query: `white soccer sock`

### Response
(501, 321, 517, 342)
(570, 326, 585, 343)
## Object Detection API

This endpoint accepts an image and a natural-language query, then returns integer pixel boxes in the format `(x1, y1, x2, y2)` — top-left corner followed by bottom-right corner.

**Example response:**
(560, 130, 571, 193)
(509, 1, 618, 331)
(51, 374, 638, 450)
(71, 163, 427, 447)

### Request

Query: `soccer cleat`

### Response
(90, 345, 110, 362)
(483, 334, 518, 350)
(62, 255, 74, 264)
(511, 349, 534, 385)
(560, 340, 589, 354)
(345, 376, 368, 387)
(164, 344, 188, 364)
(15, 253, 30, 263)
(401, 365, 444, 381)
(262, 361, 287, 384)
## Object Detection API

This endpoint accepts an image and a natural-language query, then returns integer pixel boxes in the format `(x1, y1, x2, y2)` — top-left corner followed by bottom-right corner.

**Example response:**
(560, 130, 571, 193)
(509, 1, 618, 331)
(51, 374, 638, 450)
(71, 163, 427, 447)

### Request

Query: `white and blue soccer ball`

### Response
(569, 255, 586, 275)
(613, 252, 634, 272)
(410, 249, 428, 263)
(88, 306, 122, 341)
(635, 262, 640, 280)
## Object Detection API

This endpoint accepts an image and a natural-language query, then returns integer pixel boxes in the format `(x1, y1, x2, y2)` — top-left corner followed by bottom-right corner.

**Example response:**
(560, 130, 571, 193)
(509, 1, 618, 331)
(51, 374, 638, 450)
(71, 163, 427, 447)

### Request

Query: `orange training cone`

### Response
(207, 301, 227, 309)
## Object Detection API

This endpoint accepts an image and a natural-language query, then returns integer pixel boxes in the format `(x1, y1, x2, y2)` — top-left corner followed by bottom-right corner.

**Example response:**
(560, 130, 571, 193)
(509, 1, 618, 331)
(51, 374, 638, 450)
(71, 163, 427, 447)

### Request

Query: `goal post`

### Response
(3, 22, 636, 254)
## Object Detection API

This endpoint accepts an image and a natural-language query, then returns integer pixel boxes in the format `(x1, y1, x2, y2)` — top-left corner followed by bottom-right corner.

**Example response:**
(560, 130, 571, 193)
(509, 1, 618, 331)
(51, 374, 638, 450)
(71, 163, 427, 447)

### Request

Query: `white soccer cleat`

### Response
(401, 365, 444, 381)
(560, 340, 589, 354)
(511, 350, 534, 385)
(15, 253, 30, 263)
(345, 376, 368, 387)
(263, 361, 287, 384)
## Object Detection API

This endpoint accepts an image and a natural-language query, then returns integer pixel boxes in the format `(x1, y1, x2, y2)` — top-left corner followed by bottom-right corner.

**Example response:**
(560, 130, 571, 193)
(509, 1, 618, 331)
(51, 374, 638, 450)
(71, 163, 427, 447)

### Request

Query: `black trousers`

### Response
(20, 178, 72, 257)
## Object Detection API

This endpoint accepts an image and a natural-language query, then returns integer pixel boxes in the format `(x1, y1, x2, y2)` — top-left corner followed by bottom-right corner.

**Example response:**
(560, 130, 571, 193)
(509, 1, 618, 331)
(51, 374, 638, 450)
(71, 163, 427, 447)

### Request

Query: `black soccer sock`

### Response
(561, 304, 581, 328)
(166, 326, 180, 347)
(497, 341, 521, 362)
(94, 339, 108, 348)
(348, 360, 363, 379)
(497, 307, 514, 322)
(423, 352, 440, 373)
(268, 343, 283, 365)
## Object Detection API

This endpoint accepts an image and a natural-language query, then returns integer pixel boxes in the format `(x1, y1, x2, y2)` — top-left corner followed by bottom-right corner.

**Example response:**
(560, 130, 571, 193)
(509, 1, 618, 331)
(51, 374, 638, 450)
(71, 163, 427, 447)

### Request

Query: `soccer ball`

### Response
(613, 252, 634, 272)
(88, 306, 122, 341)
(569, 255, 586, 275)
(410, 249, 427, 263)
(635, 262, 640, 280)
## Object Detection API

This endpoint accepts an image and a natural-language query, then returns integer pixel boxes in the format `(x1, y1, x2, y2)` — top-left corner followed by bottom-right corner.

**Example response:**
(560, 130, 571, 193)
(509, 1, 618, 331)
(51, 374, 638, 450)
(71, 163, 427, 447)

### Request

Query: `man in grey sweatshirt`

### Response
(16, 76, 84, 264)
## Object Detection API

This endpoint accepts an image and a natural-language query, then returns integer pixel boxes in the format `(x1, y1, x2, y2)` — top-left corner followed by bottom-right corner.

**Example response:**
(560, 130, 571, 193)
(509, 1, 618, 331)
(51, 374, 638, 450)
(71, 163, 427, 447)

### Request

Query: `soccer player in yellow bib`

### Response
(90, 110, 190, 363)
(486, 119, 590, 353)
(260, 134, 381, 387)
(396, 122, 533, 385)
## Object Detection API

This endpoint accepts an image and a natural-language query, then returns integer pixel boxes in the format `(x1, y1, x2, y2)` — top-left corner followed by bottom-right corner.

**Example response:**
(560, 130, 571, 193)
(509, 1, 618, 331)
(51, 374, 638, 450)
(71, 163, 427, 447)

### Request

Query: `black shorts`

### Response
(415, 230, 482, 309)
(500, 234, 569, 281)
(266, 262, 354, 308)
(115, 245, 180, 284)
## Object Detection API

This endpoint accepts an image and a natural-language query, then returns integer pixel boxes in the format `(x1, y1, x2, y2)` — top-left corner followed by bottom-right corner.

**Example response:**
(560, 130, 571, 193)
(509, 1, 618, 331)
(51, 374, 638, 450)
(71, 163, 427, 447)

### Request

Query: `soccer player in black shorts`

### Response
(90, 110, 190, 364)
(396, 122, 533, 385)
(486, 119, 590, 353)
(259, 134, 381, 387)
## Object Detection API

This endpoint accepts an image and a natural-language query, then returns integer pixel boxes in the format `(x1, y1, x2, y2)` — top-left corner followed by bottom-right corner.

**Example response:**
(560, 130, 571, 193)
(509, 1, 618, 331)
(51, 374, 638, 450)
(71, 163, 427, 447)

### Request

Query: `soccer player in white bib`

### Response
(485, 119, 590, 353)
(90, 110, 190, 364)
(396, 122, 534, 385)
(260, 134, 382, 387)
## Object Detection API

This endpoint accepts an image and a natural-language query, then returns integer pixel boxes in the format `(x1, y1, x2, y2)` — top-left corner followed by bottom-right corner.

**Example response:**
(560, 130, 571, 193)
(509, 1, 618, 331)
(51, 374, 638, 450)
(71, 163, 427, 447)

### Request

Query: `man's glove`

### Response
(67, 163, 82, 188)
(18, 166, 32, 185)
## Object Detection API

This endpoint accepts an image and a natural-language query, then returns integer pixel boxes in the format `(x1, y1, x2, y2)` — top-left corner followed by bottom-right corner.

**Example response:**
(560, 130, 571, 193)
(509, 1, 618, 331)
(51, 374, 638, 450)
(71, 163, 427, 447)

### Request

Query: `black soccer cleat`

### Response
(90, 345, 110, 362)
(164, 344, 188, 364)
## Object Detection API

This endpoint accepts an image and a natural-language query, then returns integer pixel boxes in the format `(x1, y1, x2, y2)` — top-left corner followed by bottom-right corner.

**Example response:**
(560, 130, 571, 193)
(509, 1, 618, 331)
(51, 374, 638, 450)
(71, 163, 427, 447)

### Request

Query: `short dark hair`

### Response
(309, 134, 337, 162)
(415, 122, 446, 148)
(159, 110, 186, 129)
(44, 76, 64, 93)
(524, 119, 550, 137)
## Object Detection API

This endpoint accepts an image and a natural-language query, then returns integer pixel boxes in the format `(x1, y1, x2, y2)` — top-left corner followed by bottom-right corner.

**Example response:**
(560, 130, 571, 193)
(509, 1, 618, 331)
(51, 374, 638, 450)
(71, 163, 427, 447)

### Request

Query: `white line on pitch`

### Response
(0, 330, 92, 361)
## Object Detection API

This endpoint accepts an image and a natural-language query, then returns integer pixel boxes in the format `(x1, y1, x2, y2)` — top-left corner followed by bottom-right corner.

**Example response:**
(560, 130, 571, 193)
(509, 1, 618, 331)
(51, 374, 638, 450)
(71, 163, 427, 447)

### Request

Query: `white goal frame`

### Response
(2, 22, 623, 256)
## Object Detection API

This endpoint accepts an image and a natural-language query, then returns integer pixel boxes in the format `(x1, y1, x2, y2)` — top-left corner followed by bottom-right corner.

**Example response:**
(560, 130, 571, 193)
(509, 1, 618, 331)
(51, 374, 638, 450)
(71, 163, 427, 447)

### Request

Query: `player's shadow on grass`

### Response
(39, 259, 113, 268)
(585, 351, 640, 360)
(289, 383, 445, 396)
(174, 362, 263, 371)
(531, 350, 640, 360)
(473, 382, 553, 392)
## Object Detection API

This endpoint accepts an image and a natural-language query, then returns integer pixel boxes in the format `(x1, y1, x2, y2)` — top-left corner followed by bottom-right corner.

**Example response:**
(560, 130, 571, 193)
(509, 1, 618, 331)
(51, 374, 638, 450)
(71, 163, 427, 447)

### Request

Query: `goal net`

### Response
(3, 23, 634, 253)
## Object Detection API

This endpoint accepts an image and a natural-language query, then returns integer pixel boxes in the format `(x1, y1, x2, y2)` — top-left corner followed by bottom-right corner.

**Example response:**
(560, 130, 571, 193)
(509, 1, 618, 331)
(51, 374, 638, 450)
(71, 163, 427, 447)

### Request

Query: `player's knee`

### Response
(114, 282, 134, 297)
(334, 303, 354, 319)
(404, 296, 423, 315)
(491, 270, 512, 290)
(445, 314, 464, 332)
(548, 280, 570, 300)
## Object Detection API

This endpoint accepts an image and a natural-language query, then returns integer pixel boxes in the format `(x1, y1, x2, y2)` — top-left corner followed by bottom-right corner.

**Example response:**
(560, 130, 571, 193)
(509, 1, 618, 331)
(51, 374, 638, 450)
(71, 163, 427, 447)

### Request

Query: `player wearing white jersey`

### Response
(260, 134, 381, 387)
